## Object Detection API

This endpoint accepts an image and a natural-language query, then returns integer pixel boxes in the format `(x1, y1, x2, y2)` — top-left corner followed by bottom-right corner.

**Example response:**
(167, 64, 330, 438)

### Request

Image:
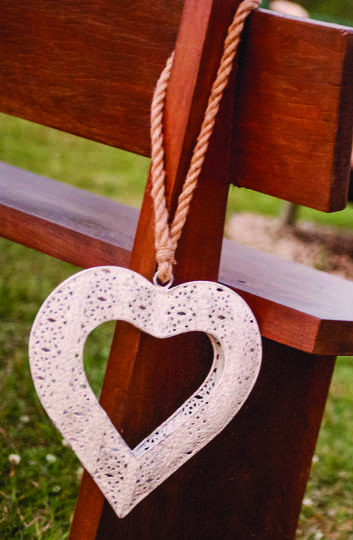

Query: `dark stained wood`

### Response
(220, 239, 353, 356)
(94, 342, 335, 540)
(332, 31, 353, 210)
(0, 162, 137, 268)
(1, 3, 353, 210)
(233, 12, 353, 211)
(0, 0, 352, 537)
(0, 0, 182, 157)
(2, 162, 353, 355)
(70, 0, 242, 537)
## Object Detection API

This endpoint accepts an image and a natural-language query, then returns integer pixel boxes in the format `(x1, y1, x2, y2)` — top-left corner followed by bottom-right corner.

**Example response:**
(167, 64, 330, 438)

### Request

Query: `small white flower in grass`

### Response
(46, 454, 57, 464)
(8, 454, 21, 465)
(314, 532, 323, 540)
(62, 438, 70, 447)
(302, 497, 313, 507)
(51, 485, 61, 493)
(312, 455, 319, 464)
(20, 415, 30, 424)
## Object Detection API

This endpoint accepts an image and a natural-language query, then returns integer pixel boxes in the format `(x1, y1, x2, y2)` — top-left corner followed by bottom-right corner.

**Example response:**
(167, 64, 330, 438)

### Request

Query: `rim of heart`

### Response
(29, 266, 262, 517)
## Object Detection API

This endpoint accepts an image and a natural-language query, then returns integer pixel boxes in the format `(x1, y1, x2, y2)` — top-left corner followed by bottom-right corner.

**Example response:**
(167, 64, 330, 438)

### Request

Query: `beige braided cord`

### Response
(151, 0, 261, 284)
(150, 52, 176, 284)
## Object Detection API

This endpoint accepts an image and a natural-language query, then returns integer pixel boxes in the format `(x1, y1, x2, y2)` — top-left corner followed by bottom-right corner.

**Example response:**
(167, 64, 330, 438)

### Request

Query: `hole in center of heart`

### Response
(84, 322, 213, 449)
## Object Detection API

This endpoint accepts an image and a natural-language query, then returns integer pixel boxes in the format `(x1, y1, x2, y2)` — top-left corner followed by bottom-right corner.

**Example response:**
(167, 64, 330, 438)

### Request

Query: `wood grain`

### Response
(0, 1, 352, 536)
(1, 162, 353, 355)
(1, 3, 353, 210)
(70, 0, 242, 536)
(93, 341, 336, 540)
(0, 0, 182, 156)
(0, 162, 137, 268)
(232, 12, 353, 211)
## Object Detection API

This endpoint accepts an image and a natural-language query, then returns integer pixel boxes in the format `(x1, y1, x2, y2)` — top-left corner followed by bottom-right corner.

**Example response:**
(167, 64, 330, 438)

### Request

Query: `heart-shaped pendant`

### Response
(29, 267, 262, 518)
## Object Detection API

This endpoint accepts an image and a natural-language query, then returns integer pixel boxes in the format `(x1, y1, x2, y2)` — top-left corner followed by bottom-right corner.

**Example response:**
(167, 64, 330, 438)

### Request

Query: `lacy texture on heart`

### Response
(29, 267, 262, 517)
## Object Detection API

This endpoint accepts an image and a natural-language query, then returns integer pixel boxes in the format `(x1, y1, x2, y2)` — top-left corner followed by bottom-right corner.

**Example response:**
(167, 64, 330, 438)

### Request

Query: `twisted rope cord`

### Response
(151, 0, 261, 284)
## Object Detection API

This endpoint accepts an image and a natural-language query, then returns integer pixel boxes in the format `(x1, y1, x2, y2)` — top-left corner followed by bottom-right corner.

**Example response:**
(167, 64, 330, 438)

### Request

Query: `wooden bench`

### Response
(1, 1, 353, 538)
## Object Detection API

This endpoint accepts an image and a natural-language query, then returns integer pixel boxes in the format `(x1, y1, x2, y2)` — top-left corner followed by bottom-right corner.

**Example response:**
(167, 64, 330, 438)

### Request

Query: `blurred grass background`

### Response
(0, 1, 353, 538)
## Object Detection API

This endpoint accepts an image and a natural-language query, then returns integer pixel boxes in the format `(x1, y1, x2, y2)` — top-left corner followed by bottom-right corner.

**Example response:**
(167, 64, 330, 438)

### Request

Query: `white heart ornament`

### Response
(29, 266, 262, 518)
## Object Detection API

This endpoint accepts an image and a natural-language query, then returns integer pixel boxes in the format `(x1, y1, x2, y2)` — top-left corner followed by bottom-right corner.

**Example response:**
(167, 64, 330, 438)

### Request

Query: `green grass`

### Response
(0, 112, 353, 539)
(261, 0, 353, 26)
(0, 114, 149, 208)
(0, 241, 115, 539)
(297, 356, 353, 539)
(2, 112, 353, 228)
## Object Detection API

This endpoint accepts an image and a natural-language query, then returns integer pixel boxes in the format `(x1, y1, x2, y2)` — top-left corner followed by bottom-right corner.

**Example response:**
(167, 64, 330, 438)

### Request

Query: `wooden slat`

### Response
(0, 0, 181, 156)
(0, 162, 137, 268)
(232, 12, 353, 211)
(1, 161, 353, 355)
(221, 240, 353, 355)
(1, 4, 353, 211)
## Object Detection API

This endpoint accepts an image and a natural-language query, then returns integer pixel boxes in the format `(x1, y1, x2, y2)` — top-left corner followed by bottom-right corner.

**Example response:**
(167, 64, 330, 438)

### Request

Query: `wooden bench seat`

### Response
(2, 161, 353, 356)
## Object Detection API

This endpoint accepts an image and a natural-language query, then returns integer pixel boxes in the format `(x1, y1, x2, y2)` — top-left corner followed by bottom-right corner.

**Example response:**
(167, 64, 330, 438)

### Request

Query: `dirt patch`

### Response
(226, 213, 353, 281)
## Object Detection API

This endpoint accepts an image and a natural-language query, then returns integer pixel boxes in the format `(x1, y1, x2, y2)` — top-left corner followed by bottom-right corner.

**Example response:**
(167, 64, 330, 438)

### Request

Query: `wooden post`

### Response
(70, 0, 241, 537)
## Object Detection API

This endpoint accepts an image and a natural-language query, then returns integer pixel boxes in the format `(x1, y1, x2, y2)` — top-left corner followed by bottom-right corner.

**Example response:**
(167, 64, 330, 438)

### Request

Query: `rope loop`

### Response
(150, 0, 261, 284)
(153, 270, 174, 289)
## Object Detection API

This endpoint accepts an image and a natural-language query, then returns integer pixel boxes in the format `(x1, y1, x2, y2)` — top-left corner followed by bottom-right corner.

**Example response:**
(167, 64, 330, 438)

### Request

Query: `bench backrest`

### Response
(1, 1, 353, 211)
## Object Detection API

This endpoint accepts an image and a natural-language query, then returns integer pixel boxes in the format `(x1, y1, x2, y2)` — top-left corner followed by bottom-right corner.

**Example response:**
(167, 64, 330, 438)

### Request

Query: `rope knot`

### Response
(155, 240, 175, 284)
